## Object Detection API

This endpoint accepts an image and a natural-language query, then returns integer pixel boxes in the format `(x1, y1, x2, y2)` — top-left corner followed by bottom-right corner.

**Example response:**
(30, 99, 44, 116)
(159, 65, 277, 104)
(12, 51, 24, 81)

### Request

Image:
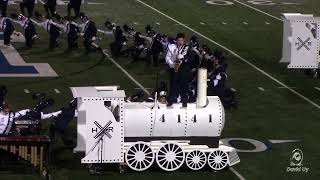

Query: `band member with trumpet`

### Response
(166, 33, 191, 107)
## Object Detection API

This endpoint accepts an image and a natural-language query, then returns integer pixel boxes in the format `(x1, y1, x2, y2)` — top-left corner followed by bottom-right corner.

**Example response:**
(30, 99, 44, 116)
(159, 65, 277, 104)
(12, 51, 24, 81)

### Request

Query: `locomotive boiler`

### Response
(71, 70, 240, 172)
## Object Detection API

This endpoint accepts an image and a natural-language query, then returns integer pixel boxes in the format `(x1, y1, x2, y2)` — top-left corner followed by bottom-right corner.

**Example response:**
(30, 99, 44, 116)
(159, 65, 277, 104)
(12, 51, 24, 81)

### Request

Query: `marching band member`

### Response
(34, 13, 61, 49)
(17, 14, 37, 48)
(67, 0, 82, 18)
(0, 104, 31, 135)
(160, 34, 170, 51)
(0, 13, 15, 45)
(207, 67, 227, 98)
(44, 0, 57, 18)
(207, 51, 227, 98)
(42, 99, 78, 146)
(79, 13, 102, 54)
(131, 32, 146, 62)
(146, 30, 163, 66)
(110, 25, 127, 57)
(19, 0, 35, 17)
(0, 0, 8, 17)
(146, 81, 168, 103)
(166, 33, 191, 107)
(61, 16, 80, 50)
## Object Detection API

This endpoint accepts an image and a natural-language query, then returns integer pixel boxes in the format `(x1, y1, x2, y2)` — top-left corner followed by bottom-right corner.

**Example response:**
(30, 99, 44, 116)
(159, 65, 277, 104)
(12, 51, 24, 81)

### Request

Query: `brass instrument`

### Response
(174, 58, 183, 72)
(174, 45, 188, 72)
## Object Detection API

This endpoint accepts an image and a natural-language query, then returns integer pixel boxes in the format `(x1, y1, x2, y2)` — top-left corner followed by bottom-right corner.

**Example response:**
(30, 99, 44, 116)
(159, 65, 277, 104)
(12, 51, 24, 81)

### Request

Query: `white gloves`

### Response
(177, 54, 184, 59)
(216, 74, 222, 80)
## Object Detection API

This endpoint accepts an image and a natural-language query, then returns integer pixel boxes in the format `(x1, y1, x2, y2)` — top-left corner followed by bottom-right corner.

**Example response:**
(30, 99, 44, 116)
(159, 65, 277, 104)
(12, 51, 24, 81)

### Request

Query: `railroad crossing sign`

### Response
(280, 13, 320, 69)
(296, 37, 311, 51)
(92, 120, 113, 139)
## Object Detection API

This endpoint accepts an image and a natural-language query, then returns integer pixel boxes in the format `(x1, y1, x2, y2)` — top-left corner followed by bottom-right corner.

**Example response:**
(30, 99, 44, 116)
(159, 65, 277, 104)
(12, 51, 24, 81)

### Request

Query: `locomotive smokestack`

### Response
(196, 68, 207, 107)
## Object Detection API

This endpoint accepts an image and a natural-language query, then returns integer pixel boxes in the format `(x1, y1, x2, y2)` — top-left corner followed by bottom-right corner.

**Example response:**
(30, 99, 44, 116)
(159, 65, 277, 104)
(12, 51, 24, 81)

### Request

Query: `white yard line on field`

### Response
(175, 23, 190, 26)
(134, 87, 152, 90)
(87, 2, 105, 5)
(282, 2, 300, 5)
(258, 87, 265, 91)
(38, 0, 45, 4)
(230, 167, 247, 180)
(231, 88, 237, 92)
(135, 0, 320, 110)
(269, 140, 300, 144)
(101, 49, 150, 95)
(278, 86, 296, 89)
(233, 0, 282, 21)
(314, 87, 320, 92)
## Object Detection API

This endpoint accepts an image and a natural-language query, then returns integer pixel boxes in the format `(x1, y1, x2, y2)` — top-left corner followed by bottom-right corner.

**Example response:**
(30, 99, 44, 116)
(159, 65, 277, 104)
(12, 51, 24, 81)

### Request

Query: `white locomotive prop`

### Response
(71, 69, 240, 172)
(280, 13, 320, 69)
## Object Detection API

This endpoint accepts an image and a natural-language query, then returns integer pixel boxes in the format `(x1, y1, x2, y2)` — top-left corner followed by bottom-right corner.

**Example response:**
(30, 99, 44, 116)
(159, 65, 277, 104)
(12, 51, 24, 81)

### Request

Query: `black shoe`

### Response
(182, 103, 187, 107)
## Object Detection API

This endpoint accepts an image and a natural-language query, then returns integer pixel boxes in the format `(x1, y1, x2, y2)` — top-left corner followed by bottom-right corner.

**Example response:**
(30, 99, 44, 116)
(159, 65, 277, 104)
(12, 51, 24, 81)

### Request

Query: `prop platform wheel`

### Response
(156, 143, 185, 171)
(185, 150, 207, 170)
(125, 142, 154, 171)
(207, 150, 228, 171)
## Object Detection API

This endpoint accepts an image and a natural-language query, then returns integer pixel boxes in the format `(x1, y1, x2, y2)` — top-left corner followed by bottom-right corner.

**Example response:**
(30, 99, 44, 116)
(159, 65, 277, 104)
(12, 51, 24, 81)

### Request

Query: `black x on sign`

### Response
(92, 120, 113, 139)
(296, 37, 311, 51)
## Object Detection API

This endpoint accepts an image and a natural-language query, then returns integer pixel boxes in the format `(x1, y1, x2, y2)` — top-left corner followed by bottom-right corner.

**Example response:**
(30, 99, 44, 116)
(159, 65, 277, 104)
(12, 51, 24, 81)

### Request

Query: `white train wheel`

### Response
(125, 142, 154, 171)
(156, 143, 185, 171)
(185, 150, 207, 170)
(207, 150, 228, 171)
